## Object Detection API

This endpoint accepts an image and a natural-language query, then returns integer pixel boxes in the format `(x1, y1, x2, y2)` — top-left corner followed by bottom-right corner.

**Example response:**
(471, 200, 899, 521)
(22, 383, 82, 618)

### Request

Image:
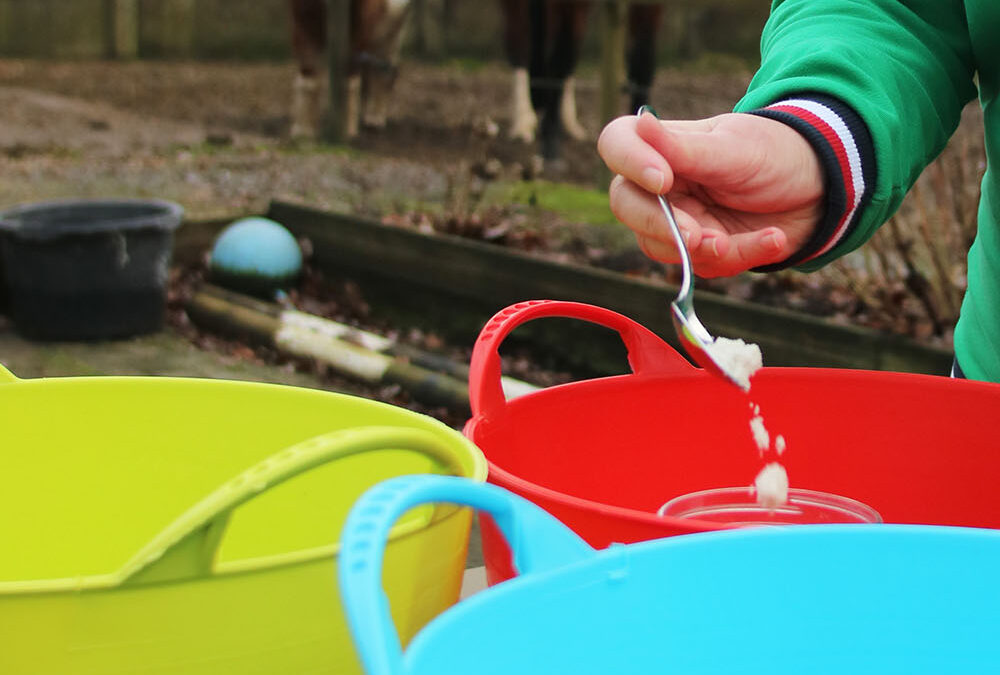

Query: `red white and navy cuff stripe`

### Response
(747, 94, 876, 271)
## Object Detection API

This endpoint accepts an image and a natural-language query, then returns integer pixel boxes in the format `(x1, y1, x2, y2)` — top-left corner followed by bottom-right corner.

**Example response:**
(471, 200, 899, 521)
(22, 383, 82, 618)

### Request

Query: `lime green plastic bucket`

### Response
(0, 364, 486, 674)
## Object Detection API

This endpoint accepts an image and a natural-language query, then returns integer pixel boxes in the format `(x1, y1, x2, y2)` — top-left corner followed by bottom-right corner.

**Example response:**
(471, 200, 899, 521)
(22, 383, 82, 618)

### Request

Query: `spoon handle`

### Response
(638, 106, 699, 315)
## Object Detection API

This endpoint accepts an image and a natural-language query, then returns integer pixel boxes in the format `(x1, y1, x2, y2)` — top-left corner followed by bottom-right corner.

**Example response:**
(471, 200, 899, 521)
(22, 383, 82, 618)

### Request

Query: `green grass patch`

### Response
(444, 57, 490, 73)
(491, 180, 616, 226)
(480, 179, 635, 254)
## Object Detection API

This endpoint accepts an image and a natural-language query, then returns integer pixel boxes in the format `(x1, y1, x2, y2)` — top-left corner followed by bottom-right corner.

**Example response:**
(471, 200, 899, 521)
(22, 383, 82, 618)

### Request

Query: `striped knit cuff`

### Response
(747, 94, 876, 271)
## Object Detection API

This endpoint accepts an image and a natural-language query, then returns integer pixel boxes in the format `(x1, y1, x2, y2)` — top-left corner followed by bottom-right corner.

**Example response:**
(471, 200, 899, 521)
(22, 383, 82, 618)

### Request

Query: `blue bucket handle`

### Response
(339, 475, 594, 675)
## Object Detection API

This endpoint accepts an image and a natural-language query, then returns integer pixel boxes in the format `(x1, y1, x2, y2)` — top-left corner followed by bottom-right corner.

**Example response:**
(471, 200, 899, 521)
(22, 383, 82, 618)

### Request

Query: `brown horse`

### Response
(288, 0, 412, 139)
(501, 0, 664, 159)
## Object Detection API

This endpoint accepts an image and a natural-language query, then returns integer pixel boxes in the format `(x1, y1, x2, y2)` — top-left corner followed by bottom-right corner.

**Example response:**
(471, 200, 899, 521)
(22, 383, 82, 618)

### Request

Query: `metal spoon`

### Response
(637, 105, 752, 390)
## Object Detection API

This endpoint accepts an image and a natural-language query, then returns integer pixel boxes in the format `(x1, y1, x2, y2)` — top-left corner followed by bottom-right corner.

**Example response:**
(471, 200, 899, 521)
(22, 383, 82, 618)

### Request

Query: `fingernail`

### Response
(764, 232, 781, 250)
(641, 167, 664, 194)
(705, 237, 719, 256)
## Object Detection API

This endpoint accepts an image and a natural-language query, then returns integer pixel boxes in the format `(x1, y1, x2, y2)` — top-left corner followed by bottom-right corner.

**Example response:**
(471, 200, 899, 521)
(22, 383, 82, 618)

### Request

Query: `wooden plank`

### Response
(186, 287, 477, 413)
(267, 200, 953, 376)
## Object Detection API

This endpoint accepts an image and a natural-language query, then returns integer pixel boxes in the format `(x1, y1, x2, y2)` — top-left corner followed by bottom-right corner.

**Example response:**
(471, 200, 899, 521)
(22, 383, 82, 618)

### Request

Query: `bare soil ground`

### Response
(0, 58, 752, 215)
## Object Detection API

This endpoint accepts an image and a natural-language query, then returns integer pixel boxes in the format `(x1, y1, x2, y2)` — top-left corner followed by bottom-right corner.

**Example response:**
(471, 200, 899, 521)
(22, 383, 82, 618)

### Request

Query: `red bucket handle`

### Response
(469, 300, 694, 419)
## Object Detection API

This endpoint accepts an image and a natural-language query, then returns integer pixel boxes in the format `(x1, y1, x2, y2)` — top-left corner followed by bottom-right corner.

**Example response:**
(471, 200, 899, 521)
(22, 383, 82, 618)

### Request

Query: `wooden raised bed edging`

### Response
(266, 200, 953, 377)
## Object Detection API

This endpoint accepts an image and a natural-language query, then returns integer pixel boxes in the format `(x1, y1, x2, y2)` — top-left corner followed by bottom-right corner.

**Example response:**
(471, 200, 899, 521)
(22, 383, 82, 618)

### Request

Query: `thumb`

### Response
(636, 112, 755, 189)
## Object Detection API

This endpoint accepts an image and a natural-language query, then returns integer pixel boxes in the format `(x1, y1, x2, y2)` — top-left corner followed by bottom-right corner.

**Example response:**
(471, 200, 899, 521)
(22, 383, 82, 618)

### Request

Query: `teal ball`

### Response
(209, 217, 303, 296)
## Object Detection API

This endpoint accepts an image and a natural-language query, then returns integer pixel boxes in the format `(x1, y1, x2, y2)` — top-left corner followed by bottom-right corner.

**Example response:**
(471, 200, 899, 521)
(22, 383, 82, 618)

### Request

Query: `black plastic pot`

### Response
(0, 199, 184, 340)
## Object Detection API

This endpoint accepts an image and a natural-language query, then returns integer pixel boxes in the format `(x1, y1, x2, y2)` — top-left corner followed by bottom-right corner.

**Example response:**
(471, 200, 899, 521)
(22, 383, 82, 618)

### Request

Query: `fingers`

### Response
(695, 228, 791, 277)
(635, 112, 757, 189)
(636, 226, 791, 277)
(601, 110, 813, 276)
(597, 115, 672, 195)
(609, 175, 704, 254)
(599, 111, 760, 198)
(609, 174, 796, 276)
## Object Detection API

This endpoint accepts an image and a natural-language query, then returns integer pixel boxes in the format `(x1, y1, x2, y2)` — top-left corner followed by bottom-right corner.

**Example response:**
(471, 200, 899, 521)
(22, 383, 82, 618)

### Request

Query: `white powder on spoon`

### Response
(705, 336, 763, 391)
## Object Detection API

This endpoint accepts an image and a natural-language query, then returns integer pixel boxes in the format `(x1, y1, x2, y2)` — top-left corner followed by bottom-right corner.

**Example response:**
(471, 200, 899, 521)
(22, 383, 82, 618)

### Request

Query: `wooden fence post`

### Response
(324, 0, 351, 143)
(599, 0, 628, 187)
(0, 1, 10, 53)
(111, 0, 139, 59)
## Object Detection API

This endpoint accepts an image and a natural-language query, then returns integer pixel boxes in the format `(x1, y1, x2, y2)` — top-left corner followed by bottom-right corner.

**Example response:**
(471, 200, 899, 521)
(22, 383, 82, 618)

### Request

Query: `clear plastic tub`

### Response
(657, 487, 882, 526)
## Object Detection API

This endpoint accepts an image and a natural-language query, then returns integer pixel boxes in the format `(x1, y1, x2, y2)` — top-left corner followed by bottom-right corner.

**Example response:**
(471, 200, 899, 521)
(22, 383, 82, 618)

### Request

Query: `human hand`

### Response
(597, 110, 825, 277)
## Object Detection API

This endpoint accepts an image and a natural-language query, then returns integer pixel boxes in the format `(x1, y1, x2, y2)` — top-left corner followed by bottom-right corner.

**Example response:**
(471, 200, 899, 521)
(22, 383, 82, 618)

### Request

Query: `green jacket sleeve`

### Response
(734, 0, 978, 271)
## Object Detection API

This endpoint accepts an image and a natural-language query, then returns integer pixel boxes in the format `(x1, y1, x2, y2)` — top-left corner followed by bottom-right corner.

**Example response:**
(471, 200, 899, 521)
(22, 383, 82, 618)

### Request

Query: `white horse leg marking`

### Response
(559, 75, 587, 140)
(509, 67, 537, 142)
(290, 72, 322, 139)
(362, 1, 410, 129)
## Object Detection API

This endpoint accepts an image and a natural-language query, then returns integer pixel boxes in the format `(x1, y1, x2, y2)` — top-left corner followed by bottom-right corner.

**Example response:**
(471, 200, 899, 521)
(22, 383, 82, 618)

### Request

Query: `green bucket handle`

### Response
(0, 362, 19, 383)
(120, 425, 468, 587)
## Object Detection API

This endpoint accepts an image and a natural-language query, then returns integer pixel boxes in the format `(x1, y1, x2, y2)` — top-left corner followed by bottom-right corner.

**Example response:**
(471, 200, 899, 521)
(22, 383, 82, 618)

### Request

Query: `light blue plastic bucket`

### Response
(341, 475, 1000, 674)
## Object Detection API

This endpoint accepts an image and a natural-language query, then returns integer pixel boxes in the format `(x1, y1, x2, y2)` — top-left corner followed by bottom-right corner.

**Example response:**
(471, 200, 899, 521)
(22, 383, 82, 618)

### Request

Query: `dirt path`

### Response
(0, 85, 207, 155)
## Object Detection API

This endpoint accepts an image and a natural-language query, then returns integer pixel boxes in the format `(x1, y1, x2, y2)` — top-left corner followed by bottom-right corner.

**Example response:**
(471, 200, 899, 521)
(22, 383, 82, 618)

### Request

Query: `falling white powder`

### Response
(754, 462, 789, 509)
(707, 336, 787, 510)
(749, 414, 769, 454)
(705, 337, 763, 391)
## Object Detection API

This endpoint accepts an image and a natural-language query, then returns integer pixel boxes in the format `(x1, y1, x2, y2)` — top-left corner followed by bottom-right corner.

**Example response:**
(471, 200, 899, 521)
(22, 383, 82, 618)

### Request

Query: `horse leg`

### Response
(538, 0, 589, 160)
(360, 0, 411, 129)
(626, 3, 663, 112)
(289, 0, 327, 139)
(500, 0, 537, 142)
(510, 66, 537, 142)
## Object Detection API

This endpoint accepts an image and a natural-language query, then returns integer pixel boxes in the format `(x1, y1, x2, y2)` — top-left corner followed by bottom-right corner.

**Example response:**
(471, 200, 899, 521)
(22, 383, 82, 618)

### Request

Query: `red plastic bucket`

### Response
(464, 300, 1000, 584)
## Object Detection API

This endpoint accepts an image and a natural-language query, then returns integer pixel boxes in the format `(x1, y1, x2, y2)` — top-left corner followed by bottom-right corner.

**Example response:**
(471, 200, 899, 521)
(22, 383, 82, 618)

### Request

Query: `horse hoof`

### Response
(361, 115, 388, 131)
(562, 120, 588, 142)
(289, 123, 318, 141)
(509, 125, 536, 143)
